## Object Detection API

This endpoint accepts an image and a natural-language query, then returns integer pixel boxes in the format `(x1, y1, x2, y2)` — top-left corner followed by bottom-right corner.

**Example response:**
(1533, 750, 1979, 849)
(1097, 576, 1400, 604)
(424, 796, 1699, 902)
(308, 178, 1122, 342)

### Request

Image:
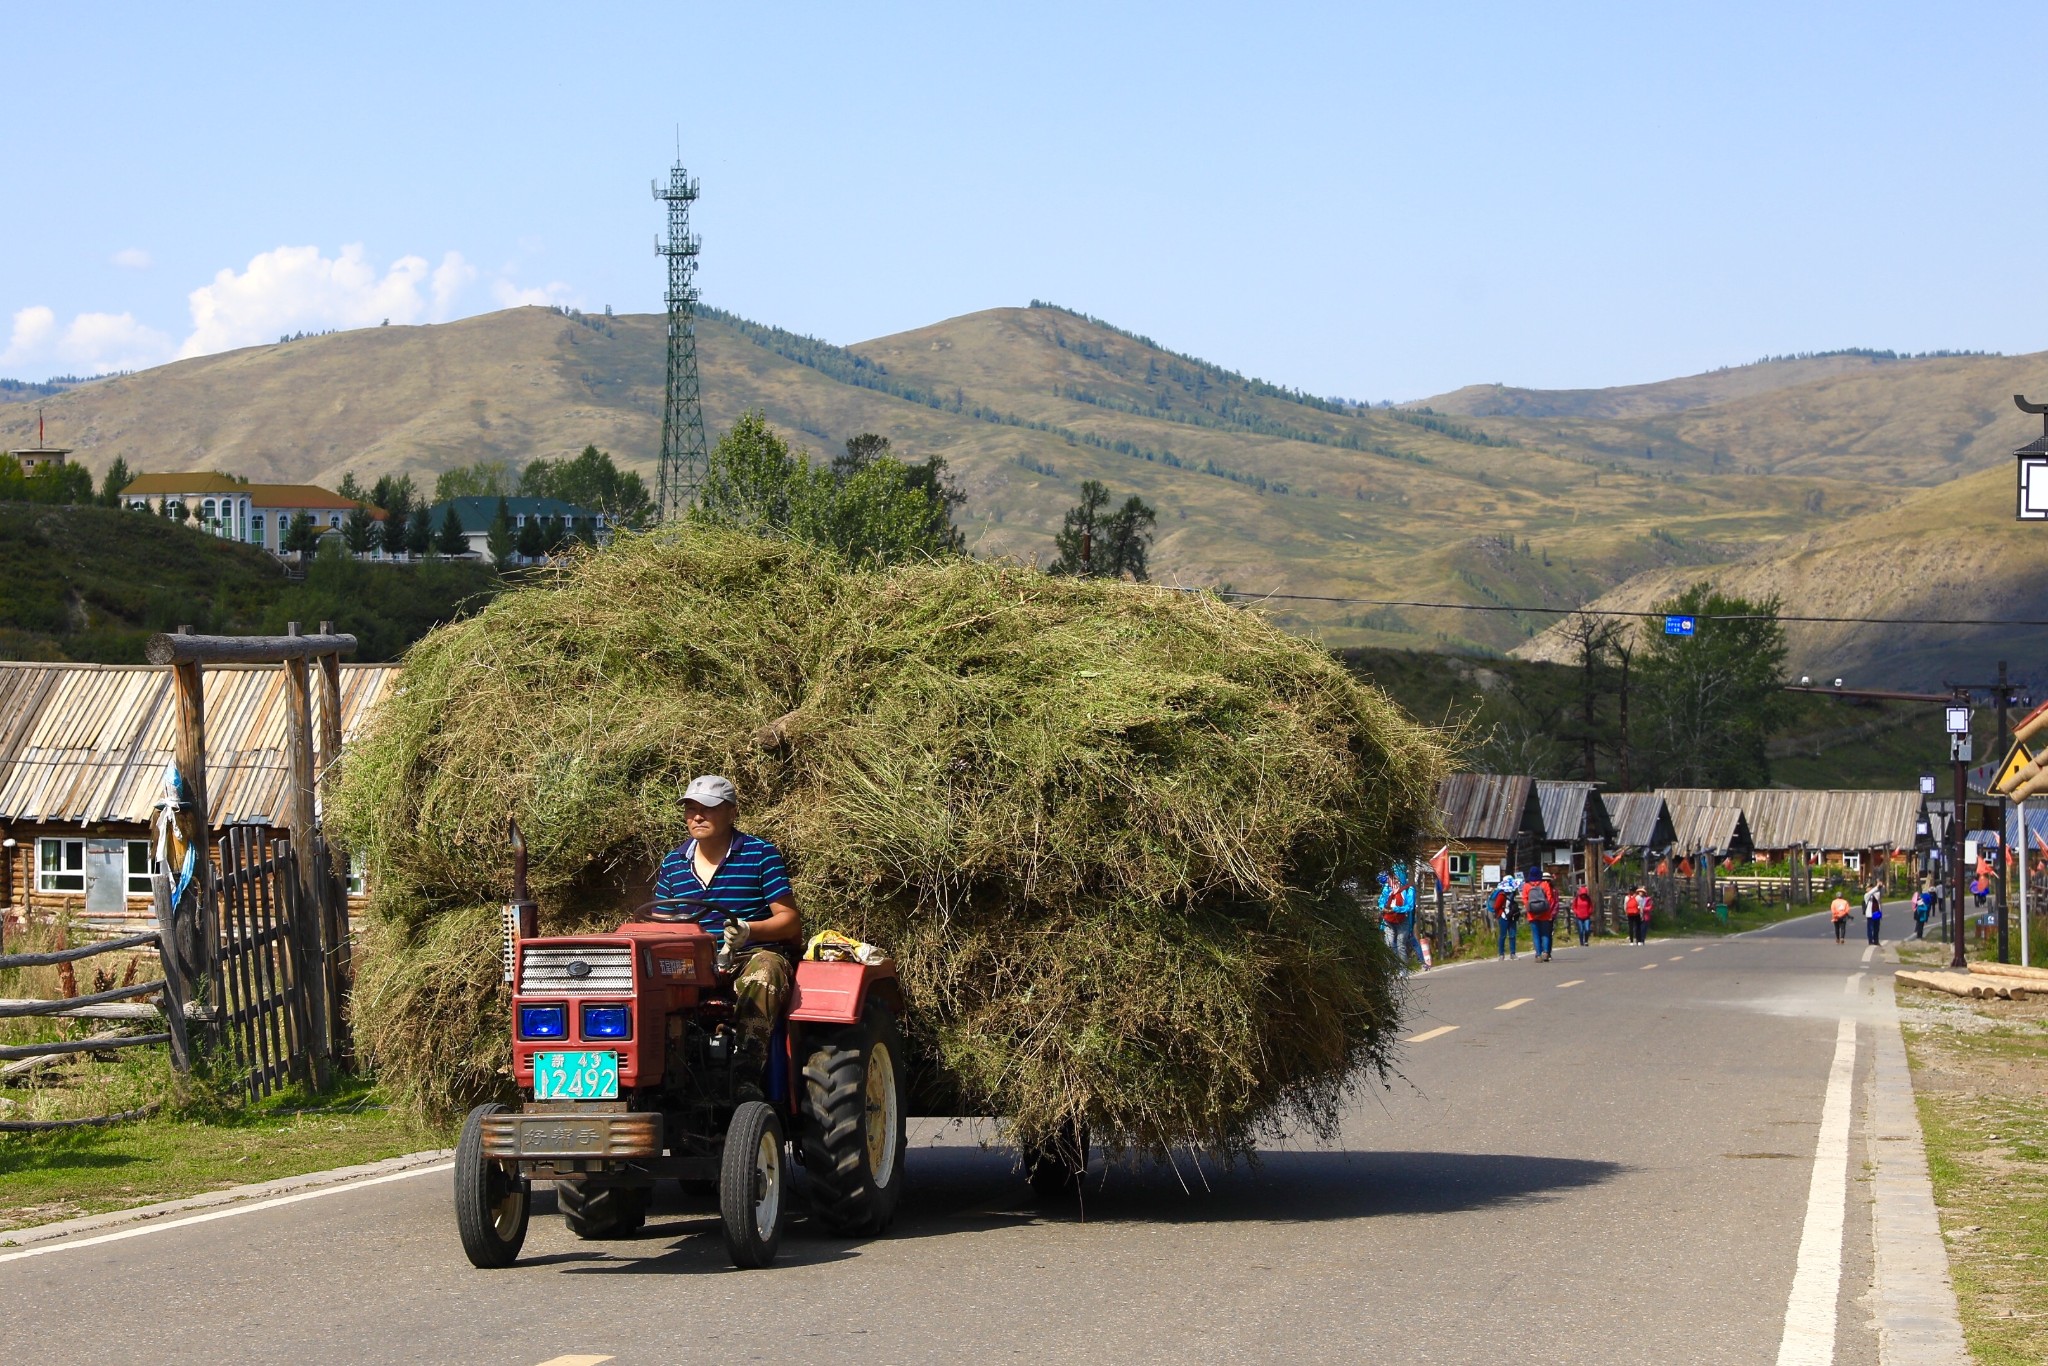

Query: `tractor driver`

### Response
(654, 775, 800, 1087)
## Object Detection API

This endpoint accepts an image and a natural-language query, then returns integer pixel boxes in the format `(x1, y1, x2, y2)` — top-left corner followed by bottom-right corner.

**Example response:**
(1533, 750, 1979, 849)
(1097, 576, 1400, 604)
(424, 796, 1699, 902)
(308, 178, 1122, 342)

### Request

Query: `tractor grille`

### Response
(519, 945, 635, 996)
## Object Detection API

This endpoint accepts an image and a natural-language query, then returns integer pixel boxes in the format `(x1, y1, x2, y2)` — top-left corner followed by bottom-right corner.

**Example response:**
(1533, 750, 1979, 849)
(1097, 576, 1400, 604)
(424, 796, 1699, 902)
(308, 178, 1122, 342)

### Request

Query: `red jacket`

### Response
(1521, 878, 1559, 921)
(1572, 887, 1593, 918)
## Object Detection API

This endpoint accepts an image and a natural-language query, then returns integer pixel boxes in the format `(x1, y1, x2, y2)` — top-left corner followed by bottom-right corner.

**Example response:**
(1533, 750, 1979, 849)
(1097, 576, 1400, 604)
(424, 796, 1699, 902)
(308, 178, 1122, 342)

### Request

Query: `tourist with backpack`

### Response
(1492, 872, 1523, 960)
(1571, 882, 1594, 947)
(1623, 887, 1643, 944)
(1912, 886, 1935, 939)
(1830, 890, 1852, 944)
(1523, 866, 1559, 961)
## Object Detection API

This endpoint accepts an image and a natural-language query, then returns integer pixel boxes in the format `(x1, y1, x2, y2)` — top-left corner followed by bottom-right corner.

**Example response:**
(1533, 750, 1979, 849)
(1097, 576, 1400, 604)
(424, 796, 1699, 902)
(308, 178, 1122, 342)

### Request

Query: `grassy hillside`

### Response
(1516, 461, 2048, 688)
(0, 505, 501, 662)
(6, 303, 2043, 673)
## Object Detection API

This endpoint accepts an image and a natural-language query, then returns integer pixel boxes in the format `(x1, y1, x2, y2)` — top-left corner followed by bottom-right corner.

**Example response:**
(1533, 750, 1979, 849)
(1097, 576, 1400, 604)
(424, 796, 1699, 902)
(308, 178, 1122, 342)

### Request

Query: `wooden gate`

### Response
(214, 825, 322, 1098)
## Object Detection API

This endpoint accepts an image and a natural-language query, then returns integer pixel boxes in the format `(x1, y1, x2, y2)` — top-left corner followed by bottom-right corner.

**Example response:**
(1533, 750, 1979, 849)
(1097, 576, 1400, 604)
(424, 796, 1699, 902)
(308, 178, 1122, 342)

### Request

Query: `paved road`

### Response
(0, 912, 1951, 1365)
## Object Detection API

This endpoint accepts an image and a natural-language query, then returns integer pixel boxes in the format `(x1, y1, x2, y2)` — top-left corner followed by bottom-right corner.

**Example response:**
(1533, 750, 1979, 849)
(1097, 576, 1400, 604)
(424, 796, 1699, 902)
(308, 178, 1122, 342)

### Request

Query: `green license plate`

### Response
(532, 1050, 619, 1100)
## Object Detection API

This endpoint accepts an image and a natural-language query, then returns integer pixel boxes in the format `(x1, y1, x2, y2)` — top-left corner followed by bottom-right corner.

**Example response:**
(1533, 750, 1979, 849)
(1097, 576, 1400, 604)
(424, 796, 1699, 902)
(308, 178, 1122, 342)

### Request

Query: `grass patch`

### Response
(0, 1073, 451, 1237)
(1902, 991, 2048, 1364)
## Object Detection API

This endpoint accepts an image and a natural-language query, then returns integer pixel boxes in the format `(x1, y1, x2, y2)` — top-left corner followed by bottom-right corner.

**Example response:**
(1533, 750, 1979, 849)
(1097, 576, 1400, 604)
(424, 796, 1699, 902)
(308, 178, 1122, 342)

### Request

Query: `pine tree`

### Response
(405, 505, 432, 557)
(435, 504, 469, 557)
(486, 498, 516, 564)
(516, 512, 545, 560)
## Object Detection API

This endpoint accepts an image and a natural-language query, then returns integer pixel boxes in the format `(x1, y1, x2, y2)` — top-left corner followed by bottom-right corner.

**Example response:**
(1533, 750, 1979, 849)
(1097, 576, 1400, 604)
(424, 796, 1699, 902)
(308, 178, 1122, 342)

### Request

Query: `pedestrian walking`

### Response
(1830, 891, 1851, 944)
(1864, 887, 1883, 946)
(1637, 887, 1654, 943)
(1571, 882, 1594, 947)
(1523, 866, 1559, 961)
(1971, 871, 1991, 912)
(1623, 887, 1643, 944)
(1912, 886, 1934, 940)
(1492, 873, 1522, 960)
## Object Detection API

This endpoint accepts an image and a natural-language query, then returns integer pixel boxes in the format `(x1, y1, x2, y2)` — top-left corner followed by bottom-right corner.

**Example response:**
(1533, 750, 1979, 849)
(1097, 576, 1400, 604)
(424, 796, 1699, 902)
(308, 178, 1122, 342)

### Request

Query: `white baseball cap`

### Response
(684, 774, 737, 807)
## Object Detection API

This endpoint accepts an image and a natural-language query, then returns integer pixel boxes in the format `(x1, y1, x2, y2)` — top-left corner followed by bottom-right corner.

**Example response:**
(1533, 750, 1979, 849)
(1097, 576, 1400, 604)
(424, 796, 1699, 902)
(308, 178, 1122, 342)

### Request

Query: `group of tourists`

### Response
(1483, 872, 1657, 961)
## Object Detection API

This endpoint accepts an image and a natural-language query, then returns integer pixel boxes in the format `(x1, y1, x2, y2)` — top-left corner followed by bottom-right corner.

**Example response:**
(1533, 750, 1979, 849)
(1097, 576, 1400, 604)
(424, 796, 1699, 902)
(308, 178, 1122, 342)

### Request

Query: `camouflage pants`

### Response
(732, 946, 792, 1039)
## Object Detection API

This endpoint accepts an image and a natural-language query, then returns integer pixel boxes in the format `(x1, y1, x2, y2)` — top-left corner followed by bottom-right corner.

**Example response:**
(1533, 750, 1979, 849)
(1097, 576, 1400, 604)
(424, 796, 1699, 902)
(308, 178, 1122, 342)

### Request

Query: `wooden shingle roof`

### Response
(1656, 788, 1922, 852)
(0, 662, 397, 827)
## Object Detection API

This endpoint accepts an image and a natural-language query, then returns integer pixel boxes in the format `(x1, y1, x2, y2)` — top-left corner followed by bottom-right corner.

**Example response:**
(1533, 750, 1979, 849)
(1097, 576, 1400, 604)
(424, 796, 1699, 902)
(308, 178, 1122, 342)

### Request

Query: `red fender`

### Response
(788, 958, 904, 1025)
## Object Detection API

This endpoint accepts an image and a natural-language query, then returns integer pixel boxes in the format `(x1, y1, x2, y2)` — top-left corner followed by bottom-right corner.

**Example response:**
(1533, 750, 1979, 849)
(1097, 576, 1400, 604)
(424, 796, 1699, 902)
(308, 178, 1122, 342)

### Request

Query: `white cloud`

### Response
(432, 252, 477, 318)
(490, 277, 577, 308)
(177, 244, 479, 359)
(0, 305, 172, 375)
(0, 306, 56, 370)
(111, 248, 153, 270)
(60, 313, 173, 373)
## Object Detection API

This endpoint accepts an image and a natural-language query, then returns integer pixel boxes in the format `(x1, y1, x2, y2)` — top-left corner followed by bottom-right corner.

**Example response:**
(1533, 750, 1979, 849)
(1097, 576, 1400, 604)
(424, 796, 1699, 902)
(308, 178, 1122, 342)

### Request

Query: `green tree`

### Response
(371, 473, 416, 520)
(516, 511, 544, 560)
(435, 503, 469, 557)
(520, 445, 654, 528)
(486, 497, 516, 564)
(542, 514, 569, 554)
(1635, 584, 1789, 787)
(342, 503, 377, 557)
(0, 454, 96, 506)
(1051, 481, 1156, 580)
(405, 504, 432, 557)
(434, 460, 519, 502)
(281, 511, 319, 557)
(835, 432, 893, 480)
(99, 457, 133, 507)
(337, 471, 365, 503)
(691, 412, 965, 567)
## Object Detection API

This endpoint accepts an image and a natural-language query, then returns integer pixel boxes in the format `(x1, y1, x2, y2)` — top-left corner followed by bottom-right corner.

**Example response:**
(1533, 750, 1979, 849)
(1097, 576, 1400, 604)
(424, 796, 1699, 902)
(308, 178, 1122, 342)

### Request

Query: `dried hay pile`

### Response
(331, 530, 1447, 1157)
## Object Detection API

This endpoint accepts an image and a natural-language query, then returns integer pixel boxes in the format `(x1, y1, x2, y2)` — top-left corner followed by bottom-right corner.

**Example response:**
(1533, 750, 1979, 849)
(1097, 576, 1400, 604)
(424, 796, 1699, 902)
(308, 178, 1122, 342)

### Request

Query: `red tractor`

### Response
(454, 830, 908, 1270)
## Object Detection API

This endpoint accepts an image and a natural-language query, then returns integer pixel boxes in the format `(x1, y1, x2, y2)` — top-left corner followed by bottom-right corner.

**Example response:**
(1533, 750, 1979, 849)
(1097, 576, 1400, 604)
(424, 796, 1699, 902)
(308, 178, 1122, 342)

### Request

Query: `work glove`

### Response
(717, 916, 750, 972)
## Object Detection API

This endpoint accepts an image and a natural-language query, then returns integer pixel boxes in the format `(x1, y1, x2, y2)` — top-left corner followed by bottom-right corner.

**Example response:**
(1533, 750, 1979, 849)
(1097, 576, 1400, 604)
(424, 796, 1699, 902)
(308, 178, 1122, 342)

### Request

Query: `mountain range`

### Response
(5, 302, 2045, 688)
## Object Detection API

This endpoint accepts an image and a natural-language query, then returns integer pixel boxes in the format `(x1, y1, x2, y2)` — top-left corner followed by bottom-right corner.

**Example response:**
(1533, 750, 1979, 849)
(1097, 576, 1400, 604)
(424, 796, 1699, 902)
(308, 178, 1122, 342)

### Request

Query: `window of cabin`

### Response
(252, 512, 266, 545)
(38, 838, 84, 892)
(1448, 852, 1476, 885)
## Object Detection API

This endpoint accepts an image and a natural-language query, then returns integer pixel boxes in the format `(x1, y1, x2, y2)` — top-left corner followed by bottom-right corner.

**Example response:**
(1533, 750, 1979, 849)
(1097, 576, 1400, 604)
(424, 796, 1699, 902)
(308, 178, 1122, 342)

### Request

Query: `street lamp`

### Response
(1947, 705, 1974, 969)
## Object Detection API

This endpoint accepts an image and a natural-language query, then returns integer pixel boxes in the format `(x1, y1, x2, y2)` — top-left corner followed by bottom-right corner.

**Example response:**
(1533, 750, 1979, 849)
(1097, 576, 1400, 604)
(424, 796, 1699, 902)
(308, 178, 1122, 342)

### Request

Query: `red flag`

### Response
(1603, 850, 1625, 868)
(1429, 845, 1450, 892)
(1678, 857, 1694, 878)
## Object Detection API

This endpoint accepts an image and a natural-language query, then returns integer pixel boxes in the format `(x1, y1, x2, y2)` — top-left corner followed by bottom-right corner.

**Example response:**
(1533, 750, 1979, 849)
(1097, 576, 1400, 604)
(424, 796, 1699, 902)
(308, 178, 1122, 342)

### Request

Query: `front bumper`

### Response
(480, 1109, 664, 1160)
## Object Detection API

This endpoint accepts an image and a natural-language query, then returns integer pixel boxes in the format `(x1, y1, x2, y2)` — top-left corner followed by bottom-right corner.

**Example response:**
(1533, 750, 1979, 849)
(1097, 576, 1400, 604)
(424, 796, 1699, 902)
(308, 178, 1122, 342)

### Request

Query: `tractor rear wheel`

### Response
(720, 1100, 788, 1269)
(557, 1180, 651, 1240)
(454, 1103, 528, 1268)
(799, 1000, 907, 1236)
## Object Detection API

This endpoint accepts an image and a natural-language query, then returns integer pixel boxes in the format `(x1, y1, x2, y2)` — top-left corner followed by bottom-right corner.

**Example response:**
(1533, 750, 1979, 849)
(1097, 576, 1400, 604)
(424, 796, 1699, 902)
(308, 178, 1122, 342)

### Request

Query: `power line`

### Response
(1186, 588, 2048, 629)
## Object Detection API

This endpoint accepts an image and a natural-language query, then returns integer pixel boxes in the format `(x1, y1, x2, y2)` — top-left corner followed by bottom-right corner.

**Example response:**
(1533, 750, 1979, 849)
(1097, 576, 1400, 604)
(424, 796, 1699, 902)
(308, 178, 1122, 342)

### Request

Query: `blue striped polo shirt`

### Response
(653, 830, 794, 938)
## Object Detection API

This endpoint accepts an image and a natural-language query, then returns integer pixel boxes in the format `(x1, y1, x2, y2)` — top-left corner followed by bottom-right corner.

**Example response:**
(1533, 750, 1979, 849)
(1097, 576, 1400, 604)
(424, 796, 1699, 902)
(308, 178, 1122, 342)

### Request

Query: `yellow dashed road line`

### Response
(1407, 1025, 1459, 1043)
(1495, 998, 1534, 1011)
(1557, 979, 1585, 988)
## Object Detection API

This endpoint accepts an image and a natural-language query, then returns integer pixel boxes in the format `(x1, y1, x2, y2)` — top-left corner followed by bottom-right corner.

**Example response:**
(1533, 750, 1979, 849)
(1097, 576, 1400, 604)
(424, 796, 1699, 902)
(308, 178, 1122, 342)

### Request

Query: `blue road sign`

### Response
(1664, 615, 1696, 637)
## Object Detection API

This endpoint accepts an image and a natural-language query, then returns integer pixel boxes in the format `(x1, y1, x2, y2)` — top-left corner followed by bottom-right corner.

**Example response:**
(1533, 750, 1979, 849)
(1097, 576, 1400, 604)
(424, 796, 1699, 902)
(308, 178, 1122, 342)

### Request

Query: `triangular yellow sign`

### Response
(1995, 739, 2034, 795)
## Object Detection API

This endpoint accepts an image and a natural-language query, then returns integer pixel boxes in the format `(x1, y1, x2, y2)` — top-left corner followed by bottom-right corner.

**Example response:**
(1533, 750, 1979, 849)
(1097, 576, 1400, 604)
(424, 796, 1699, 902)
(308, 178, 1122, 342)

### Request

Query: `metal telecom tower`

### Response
(653, 158, 707, 519)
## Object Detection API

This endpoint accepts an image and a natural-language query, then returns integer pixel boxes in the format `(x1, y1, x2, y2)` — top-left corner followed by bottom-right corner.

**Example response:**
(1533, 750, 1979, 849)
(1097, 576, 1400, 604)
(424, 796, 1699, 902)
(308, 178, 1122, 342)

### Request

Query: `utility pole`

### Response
(1945, 697, 1974, 970)
(1997, 661, 2012, 962)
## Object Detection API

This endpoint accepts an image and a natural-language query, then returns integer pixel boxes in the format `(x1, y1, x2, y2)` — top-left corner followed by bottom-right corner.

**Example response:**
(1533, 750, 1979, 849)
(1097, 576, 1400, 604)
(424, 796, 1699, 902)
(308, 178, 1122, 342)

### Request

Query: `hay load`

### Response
(332, 530, 1447, 1157)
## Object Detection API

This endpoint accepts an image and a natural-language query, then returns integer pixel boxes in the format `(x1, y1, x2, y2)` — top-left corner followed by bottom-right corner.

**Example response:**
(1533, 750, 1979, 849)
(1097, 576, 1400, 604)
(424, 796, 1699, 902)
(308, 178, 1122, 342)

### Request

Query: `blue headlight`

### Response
(581, 1004, 632, 1040)
(518, 1004, 566, 1039)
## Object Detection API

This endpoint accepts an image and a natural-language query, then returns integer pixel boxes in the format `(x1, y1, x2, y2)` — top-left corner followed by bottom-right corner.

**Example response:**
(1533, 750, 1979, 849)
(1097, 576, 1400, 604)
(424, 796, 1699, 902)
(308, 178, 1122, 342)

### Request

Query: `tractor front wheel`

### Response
(454, 1103, 529, 1268)
(800, 1001, 908, 1236)
(557, 1180, 651, 1240)
(720, 1100, 788, 1269)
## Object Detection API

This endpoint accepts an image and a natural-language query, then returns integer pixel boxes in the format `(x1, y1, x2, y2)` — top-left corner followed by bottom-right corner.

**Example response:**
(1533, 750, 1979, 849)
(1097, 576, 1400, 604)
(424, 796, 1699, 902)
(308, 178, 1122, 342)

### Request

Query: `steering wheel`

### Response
(635, 893, 716, 924)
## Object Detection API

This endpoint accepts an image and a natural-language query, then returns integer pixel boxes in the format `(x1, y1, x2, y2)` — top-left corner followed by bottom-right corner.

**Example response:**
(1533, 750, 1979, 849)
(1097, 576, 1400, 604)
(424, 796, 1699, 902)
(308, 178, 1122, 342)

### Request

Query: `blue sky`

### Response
(3, 2, 2043, 400)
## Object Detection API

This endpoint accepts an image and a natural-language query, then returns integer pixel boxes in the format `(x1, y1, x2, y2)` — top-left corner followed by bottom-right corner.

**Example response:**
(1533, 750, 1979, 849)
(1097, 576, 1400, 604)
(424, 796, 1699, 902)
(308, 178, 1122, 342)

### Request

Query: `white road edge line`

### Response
(0, 1161, 454, 1265)
(1774, 1016, 1857, 1366)
(1843, 974, 1860, 996)
(1861, 945, 1875, 964)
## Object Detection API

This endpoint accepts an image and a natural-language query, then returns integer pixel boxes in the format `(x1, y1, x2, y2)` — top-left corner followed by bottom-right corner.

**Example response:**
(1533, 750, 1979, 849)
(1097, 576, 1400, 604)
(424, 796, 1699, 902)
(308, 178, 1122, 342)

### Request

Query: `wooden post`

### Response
(314, 622, 351, 1014)
(1586, 835, 1605, 936)
(167, 627, 212, 1065)
(282, 623, 332, 1080)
